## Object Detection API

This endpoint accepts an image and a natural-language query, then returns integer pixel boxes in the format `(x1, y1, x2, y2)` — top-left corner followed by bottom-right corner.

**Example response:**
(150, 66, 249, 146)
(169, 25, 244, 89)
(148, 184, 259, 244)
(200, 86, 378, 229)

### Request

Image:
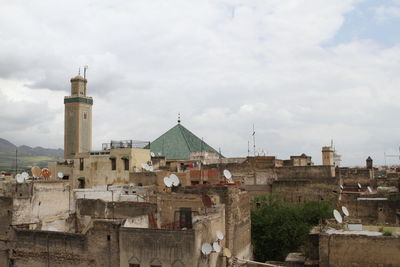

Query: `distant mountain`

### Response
(0, 138, 63, 172)
(0, 138, 64, 158)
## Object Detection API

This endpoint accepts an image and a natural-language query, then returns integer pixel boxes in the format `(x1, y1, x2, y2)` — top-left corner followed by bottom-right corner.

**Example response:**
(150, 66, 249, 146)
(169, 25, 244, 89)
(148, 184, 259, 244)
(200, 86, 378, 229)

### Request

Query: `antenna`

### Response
(333, 209, 343, 223)
(163, 176, 173, 188)
(252, 124, 256, 156)
(341, 206, 350, 217)
(212, 242, 222, 253)
(31, 166, 41, 178)
(201, 243, 212, 255)
(16, 174, 24, 184)
(170, 174, 180, 186)
(216, 231, 224, 240)
(177, 113, 181, 124)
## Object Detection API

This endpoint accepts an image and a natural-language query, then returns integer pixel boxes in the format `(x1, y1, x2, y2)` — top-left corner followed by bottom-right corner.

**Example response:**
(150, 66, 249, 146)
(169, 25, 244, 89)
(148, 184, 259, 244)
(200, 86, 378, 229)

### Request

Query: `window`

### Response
(129, 265, 140, 267)
(124, 159, 129, 171)
(79, 158, 84, 171)
(110, 158, 116, 170)
(83, 112, 87, 119)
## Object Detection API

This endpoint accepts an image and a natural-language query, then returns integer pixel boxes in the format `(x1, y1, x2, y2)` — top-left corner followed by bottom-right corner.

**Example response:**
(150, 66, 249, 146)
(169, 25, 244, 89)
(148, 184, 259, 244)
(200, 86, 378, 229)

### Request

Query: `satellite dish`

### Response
(41, 168, 51, 179)
(149, 166, 154, 172)
(367, 186, 372, 193)
(57, 172, 64, 179)
(21, 172, 29, 180)
(212, 242, 221, 253)
(216, 231, 224, 240)
(170, 174, 180, 186)
(340, 185, 344, 190)
(223, 247, 232, 258)
(223, 169, 232, 179)
(141, 163, 148, 171)
(342, 206, 350, 216)
(158, 152, 162, 156)
(201, 243, 212, 255)
(16, 174, 24, 183)
(333, 209, 343, 223)
(31, 166, 41, 178)
(163, 176, 173, 188)
(357, 183, 362, 189)
(151, 152, 155, 157)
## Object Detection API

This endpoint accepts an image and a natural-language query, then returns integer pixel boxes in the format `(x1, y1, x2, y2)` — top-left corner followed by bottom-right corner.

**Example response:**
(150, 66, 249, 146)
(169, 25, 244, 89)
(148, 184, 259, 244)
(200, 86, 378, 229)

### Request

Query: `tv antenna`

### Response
(384, 146, 400, 165)
(252, 124, 256, 156)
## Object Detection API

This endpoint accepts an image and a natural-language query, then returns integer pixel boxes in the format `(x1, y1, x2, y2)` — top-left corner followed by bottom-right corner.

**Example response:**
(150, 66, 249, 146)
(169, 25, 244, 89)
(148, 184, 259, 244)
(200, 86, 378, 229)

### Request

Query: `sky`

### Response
(1, 0, 400, 166)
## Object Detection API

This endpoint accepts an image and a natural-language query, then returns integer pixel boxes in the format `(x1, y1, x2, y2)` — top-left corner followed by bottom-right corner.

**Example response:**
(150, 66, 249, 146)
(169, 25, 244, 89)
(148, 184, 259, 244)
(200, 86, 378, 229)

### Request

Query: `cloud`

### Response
(1, 0, 400, 165)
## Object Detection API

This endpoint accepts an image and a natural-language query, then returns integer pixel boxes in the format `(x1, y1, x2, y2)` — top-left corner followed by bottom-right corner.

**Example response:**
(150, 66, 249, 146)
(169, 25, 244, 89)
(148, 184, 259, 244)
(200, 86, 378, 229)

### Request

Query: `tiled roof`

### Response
(149, 124, 218, 160)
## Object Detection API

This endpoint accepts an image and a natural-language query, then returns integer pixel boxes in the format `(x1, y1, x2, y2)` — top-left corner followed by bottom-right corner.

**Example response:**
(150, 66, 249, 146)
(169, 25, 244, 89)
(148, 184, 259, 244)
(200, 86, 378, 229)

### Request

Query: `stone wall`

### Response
(340, 198, 400, 225)
(319, 233, 400, 267)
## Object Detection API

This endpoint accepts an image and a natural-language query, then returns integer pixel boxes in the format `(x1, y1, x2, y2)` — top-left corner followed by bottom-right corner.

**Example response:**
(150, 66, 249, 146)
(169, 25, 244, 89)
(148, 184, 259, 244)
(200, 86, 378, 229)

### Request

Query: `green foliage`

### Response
(383, 231, 392, 236)
(251, 195, 333, 262)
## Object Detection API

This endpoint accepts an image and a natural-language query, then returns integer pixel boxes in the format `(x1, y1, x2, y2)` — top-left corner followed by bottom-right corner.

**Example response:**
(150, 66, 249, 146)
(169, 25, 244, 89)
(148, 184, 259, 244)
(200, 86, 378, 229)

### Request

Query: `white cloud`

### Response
(1, 0, 400, 165)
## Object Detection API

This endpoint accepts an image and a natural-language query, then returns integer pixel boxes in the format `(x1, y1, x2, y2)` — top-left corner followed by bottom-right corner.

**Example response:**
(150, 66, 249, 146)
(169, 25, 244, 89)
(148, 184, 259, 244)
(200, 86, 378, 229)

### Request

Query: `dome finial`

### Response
(178, 113, 181, 124)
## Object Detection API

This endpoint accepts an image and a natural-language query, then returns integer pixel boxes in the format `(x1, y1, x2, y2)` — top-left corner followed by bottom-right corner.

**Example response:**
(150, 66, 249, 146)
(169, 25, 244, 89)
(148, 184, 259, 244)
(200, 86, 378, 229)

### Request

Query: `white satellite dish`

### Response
(158, 152, 162, 156)
(216, 231, 224, 240)
(357, 183, 362, 189)
(223, 169, 232, 179)
(212, 242, 221, 253)
(163, 176, 173, 188)
(367, 186, 372, 193)
(21, 172, 29, 180)
(340, 185, 344, 190)
(342, 206, 350, 216)
(333, 209, 343, 223)
(16, 174, 24, 184)
(141, 163, 148, 171)
(151, 152, 155, 157)
(170, 174, 180, 186)
(149, 166, 154, 172)
(201, 243, 212, 255)
(57, 172, 64, 179)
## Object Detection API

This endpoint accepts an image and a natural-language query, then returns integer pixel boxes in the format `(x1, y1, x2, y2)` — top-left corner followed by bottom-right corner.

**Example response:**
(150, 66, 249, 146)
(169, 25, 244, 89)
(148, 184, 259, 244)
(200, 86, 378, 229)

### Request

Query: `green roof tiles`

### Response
(149, 124, 219, 160)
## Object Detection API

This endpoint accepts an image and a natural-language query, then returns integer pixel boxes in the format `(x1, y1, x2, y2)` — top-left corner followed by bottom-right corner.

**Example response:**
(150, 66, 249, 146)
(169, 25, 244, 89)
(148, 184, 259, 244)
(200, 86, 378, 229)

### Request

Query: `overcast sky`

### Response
(1, 0, 400, 166)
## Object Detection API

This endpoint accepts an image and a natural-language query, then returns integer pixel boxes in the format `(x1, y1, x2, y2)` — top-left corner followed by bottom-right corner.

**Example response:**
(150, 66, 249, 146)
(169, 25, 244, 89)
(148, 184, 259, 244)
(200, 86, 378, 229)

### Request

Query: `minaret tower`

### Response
(64, 70, 93, 159)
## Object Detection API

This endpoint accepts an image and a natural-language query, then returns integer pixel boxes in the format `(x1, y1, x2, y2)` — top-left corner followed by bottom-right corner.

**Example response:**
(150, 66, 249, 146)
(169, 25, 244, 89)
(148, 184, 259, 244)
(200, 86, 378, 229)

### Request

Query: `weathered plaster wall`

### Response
(319, 233, 400, 267)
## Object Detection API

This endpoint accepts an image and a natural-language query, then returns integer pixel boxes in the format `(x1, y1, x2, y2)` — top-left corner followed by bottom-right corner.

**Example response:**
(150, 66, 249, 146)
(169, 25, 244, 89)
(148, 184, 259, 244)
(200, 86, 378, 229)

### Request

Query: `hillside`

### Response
(0, 138, 63, 172)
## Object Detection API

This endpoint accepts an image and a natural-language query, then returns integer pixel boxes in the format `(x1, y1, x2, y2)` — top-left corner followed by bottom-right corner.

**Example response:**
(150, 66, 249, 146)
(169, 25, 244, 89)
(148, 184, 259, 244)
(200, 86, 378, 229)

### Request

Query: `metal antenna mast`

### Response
(253, 124, 256, 156)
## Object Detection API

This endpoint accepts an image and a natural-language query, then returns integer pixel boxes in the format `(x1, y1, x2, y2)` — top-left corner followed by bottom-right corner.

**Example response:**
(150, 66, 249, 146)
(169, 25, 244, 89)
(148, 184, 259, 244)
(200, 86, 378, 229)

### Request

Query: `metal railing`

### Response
(101, 140, 150, 150)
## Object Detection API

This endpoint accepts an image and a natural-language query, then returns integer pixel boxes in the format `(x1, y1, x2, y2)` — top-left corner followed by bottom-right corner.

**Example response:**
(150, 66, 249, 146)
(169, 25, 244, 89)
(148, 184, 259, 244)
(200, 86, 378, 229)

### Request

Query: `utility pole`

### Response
(15, 148, 18, 174)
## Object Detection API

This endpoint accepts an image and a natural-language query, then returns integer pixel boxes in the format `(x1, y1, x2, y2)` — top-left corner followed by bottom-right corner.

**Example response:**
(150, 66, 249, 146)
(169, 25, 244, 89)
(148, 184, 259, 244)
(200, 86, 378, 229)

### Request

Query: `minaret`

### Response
(64, 73, 93, 159)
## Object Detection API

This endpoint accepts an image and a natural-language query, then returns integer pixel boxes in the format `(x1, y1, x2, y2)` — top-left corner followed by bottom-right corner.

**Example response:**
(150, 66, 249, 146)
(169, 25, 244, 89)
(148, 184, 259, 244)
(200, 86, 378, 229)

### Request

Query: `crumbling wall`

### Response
(119, 228, 197, 267)
(319, 233, 400, 267)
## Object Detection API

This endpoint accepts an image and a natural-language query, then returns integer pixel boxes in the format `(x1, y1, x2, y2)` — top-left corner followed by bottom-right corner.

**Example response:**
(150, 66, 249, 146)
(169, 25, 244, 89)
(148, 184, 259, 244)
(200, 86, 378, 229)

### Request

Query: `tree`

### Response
(251, 195, 333, 262)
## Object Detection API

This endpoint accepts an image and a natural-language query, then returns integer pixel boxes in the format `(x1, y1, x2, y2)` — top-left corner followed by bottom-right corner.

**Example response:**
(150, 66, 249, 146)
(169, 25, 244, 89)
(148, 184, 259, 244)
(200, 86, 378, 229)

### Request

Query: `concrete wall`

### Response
(319, 233, 400, 267)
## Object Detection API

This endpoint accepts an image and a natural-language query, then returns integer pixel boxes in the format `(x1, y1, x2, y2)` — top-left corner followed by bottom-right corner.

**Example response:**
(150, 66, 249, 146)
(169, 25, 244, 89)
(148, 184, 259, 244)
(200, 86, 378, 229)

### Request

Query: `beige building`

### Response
(64, 74, 93, 159)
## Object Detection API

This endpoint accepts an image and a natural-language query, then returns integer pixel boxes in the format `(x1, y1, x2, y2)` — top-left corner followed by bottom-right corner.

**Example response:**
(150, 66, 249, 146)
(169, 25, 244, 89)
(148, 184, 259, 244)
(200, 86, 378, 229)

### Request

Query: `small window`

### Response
(83, 112, 87, 119)
(124, 159, 129, 171)
(129, 265, 140, 267)
(79, 158, 84, 171)
(111, 158, 116, 170)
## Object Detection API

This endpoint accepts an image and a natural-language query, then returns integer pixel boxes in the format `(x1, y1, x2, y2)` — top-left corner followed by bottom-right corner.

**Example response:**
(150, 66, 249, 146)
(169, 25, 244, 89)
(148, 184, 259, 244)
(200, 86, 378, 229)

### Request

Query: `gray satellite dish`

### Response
(170, 174, 180, 186)
(212, 242, 221, 253)
(333, 209, 343, 223)
(357, 183, 362, 189)
(201, 243, 212, 255)
(216, 231, 224, 240)
(164, 176, 173, 188)
(367, 186, 372, 193)
(57, 172, 64, 179)
(151, 152, 155, 157)
(342, 206, 350, 216)
(16, 174, 24, 184)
